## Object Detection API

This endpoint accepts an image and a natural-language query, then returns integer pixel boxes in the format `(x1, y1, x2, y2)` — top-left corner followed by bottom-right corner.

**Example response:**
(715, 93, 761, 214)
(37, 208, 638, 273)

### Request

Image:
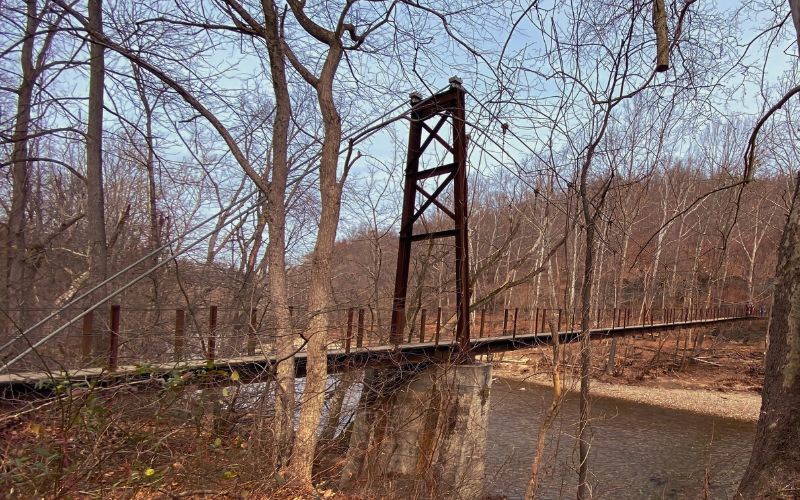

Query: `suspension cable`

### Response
(0, 200, 263, 372)
(0, 189, 260, 357)
(0, 89, 436, 371)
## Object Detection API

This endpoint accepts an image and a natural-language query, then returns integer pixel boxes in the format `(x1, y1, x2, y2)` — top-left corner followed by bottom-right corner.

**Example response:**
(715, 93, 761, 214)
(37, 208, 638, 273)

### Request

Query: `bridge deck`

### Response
(0, 316, 757, 394)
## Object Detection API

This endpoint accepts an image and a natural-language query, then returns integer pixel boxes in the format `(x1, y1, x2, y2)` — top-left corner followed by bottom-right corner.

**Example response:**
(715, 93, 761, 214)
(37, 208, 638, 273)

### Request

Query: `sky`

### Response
(4, 0, 798, 264)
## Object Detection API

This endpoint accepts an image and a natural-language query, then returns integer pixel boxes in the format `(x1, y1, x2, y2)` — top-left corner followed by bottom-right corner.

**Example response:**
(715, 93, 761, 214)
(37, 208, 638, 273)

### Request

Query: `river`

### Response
(486, 378, 755, 499)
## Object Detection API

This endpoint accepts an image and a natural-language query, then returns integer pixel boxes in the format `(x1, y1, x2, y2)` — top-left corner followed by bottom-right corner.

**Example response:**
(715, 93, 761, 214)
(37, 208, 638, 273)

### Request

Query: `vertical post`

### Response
(512, 307, 519, 339)
(174, 308, 185, 362)
(557, 309, 562, 333)
(435, 307, 442, 345)
(81, 309, 94, 363)
(420, 308, 427, 343)
(356, 308, 365, 348)
(108, 305, 120, 371)
(208, 305, 217, 362)
(502, 309, 509, 336)
(345, 308, 354, 354)
(390, 92, 425, 346)
(451, 78, 471, 355)
(612, 307, 618, 327)
(479, 308, 486, 338)
(247, 307, 257, 356)
(534, 308, 540, 335)
(541, 308, 548, 333)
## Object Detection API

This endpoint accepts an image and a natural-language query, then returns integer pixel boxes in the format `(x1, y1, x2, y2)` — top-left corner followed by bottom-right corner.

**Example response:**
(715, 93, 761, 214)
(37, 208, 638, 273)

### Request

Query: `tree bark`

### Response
(261, 0, 295, 470)
(577, 204, 595, 500)
(287, 43, 346, 485)
(86, 0, 108, 294)
(791, 0, 800, 54)
(525, 319, 563, 499)
(5, 0, 38, 333)
(738, 176, 800, 496)
(132, 64, 162, 306)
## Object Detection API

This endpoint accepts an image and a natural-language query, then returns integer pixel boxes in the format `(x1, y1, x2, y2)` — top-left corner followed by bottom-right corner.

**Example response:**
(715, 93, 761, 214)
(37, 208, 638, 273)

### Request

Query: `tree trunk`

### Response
(132, 64, 162, 306)
(287, 47, 345, 485)
(5, 0, 40, 335)
(261, 0, 295, 469)
(791, 0, 800, 53)
(86, 0, 108, 294)
(738, 176, 800, 496)
(525, 319, 563, 499)
(605, 337, 618, 375)
(577, 209, 595, 500)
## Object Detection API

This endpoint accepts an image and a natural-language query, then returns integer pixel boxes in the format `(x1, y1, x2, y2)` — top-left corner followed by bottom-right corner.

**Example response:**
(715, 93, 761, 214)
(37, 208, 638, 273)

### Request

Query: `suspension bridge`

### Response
(0, 302, 760, 394)
(0, 79, 765, 396)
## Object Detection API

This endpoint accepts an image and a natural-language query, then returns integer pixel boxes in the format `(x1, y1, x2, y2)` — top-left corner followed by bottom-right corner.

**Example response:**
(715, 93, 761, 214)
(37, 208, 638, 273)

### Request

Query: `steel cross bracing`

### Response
(390, 77, 471, 355)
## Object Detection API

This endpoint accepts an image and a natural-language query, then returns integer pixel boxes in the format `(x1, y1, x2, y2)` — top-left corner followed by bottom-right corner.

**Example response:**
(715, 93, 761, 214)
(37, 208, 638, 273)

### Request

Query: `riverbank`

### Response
(493, 366, 761, 421)
(490, 319, 767, 422)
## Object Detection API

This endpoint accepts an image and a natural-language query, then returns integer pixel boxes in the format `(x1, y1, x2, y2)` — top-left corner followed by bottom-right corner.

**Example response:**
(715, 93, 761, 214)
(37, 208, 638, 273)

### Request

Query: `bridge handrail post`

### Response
(420, 308, 427, 343)
(513, 308, 518, 339)
(81, 309, 94, 364)
(557, 309, 562, 333)
(479, 308, 486, 338)
(247, 307, 257, 356)
(540, 308, 547, 334)
(345, 308, 354, 353)
(108, 305, 120, 371)
(356, 308, 365, 348)
(534, 308, 539, 335)
(207, 305, 217, 363)
(174, 309, 185, 362)
(435, 307, 442, 345)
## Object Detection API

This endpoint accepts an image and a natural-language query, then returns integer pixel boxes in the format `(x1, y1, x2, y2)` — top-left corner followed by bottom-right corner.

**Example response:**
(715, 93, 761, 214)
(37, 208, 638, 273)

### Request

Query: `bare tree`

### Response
(738, 1, 800, 494)
(85, 0, 107, 295)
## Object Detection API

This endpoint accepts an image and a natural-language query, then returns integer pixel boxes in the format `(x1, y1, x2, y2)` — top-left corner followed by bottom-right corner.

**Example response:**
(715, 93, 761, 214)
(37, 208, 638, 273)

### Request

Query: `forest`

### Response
(1, 0, 800, 498)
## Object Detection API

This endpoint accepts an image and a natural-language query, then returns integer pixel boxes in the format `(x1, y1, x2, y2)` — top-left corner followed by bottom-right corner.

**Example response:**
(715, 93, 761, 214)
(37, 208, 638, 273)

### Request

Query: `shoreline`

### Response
(492, 365, 762, 423)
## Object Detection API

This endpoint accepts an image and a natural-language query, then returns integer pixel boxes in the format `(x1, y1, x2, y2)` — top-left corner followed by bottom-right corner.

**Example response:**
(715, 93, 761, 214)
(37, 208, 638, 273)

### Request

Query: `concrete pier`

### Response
(340, 362, 492, 499)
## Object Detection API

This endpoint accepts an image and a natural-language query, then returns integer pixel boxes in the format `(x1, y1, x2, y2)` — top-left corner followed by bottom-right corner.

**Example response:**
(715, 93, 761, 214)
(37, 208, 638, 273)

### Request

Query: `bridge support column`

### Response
(389, 78, 471, 354)
(340, 362, 492, 499)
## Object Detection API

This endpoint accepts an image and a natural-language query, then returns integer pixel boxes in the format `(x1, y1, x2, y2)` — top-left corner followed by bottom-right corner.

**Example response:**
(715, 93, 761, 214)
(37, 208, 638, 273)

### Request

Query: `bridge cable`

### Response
(0, 200, 263, 372)
(0, 90, 441, 372)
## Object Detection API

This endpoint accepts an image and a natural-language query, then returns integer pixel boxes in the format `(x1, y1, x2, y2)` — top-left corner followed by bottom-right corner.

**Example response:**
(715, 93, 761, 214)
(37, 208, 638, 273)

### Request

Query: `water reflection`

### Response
(485, 378, 755, 499)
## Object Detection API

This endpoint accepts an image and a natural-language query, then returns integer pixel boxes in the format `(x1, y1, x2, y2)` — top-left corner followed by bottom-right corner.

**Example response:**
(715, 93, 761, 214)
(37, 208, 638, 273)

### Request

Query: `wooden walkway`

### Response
(0, 316, 757, 395)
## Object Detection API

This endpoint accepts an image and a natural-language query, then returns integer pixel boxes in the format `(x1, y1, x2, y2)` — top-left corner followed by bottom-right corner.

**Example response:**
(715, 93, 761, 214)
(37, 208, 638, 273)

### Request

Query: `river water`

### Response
(485, 378, 755, 499)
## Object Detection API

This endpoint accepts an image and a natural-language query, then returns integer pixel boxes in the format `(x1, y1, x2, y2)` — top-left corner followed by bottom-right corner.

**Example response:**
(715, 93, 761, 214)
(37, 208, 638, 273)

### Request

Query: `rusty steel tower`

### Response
(389, 77, 471, 356)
